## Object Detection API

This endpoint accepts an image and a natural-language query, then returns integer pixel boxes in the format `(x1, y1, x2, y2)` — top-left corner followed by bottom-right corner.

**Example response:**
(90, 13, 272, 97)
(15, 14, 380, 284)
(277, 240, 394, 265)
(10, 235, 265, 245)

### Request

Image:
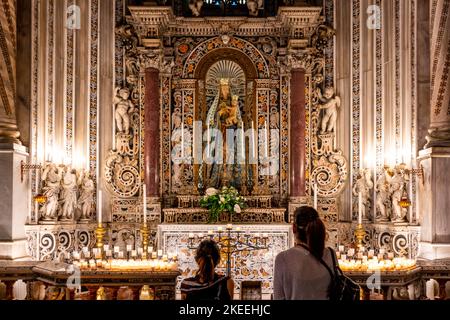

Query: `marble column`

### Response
(0, 0, 21, 144)
(0, 0, 29, 260)
(289, 69, 306, 198)
(418, 0, 450, 259)
(144, 68, 160, 198)
(425, 0, 450, 148)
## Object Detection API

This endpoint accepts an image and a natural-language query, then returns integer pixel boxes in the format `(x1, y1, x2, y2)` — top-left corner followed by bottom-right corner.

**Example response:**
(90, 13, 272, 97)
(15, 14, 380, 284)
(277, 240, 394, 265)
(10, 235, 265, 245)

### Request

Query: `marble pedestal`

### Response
(0, 143, 30, 260)
(417, 147, 450, 259)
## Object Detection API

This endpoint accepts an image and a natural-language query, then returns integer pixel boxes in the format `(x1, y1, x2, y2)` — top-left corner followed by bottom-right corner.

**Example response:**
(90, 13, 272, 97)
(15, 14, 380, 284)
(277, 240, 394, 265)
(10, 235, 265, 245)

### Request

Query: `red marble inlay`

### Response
(144, 68, 160, 197)
(289, 69, 306, 197)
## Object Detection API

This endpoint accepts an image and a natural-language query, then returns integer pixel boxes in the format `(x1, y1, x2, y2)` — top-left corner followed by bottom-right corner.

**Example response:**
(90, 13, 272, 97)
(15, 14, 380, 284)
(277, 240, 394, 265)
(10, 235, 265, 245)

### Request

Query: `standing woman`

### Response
(273, 206, 336, 300)
(181, 239, 234, 300)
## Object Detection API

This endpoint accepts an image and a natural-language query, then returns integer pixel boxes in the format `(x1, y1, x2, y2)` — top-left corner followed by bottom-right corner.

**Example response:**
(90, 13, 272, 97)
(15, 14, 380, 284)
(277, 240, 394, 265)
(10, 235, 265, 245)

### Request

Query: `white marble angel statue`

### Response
(352, 169, 373, 221)
(59, 166, 78, 221)
(77, 169, 94, 221)
(375, 167, 392, 221)
(247, 0, 263, 17)
(113, 87, 135, 134)
(390, 165, 408, 223)
(316, 87, 341, 134)
(40, 163, 63, 221)
(188, 0, 204, 17)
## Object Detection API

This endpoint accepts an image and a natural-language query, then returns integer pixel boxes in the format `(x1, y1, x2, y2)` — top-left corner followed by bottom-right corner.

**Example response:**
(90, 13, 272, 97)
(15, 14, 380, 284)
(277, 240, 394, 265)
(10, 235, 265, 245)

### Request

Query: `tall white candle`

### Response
(358, 192, 363, 225)
(264, 120, 269, 158)
(409, 172, 413, 224)
(251, 121, 255, 161)
(313, 183, 318, 210)
(241, 123, 245, 162)
(207, 124, 210, 157)
(143, 184, 147, 224)
(98, 190, 102, 225)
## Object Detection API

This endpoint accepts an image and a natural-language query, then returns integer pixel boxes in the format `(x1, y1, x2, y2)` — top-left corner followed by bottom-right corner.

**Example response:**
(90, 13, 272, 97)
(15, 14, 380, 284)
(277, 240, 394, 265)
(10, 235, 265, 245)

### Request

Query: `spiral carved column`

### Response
(418, 0, 450, 259)
(425, 0, 450, 147)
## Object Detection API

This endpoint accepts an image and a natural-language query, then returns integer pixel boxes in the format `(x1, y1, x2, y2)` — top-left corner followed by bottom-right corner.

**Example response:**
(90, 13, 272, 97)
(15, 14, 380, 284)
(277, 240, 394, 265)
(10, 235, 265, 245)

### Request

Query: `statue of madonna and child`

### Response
(204, 78, 247, 191)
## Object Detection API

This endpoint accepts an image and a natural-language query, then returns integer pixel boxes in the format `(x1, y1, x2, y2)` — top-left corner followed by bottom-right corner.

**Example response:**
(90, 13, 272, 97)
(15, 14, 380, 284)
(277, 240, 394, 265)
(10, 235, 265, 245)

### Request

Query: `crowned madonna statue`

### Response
(205, 78, 246, 191)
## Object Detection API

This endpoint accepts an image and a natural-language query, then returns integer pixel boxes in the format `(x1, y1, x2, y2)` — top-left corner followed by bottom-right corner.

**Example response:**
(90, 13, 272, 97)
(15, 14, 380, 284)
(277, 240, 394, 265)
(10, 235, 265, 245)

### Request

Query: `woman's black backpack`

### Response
(321, 247, 361, 301)
(300, 244, 361, 301)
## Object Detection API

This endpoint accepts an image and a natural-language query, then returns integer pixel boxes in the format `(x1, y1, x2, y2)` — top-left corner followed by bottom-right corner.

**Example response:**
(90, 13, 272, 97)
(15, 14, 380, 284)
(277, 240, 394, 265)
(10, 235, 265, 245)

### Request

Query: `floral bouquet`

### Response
(200, 186, 246, 223)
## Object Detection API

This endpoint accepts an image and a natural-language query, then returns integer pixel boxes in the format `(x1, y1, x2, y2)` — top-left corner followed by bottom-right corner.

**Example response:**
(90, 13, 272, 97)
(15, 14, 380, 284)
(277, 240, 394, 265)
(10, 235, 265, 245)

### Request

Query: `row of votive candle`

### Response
(336, 246, 416, 272)
(73, 258, 178, 272)
(72, 246, 172, 261)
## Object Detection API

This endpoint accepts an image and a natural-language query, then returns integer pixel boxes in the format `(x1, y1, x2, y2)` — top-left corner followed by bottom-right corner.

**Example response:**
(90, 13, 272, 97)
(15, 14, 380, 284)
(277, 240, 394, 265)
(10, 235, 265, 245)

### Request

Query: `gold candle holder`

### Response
(141, 223, 150, 259)
(95, 223, 107, 250)
(354, 224, 366, 249)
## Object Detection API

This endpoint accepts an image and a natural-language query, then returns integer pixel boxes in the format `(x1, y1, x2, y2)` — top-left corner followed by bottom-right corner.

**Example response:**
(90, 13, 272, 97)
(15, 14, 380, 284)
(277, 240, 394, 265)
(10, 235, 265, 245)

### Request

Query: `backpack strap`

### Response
(328, 247, 344, 277)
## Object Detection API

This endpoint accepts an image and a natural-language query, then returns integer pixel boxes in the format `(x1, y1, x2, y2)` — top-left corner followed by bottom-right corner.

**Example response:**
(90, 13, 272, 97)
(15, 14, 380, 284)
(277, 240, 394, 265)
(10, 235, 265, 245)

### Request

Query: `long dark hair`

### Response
(295, 206, 326, 260)
(195, 239, 221, 284)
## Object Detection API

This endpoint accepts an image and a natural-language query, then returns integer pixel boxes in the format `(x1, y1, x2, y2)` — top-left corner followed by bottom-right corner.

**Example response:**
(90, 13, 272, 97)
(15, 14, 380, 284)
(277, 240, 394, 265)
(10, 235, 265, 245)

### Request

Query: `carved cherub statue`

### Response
(77, 169, 94, 220)
(188, 0, 204, 17)
(113, 87, 135, 134)
(316, 87, 341, 134)
(352, 169, 374, 221)
(376, 167, 393, 221)
(40, 163, 63, 221)
(247, 0, 263, 17)
(390, 165, 408, 223)
(60, 166, 78, 221)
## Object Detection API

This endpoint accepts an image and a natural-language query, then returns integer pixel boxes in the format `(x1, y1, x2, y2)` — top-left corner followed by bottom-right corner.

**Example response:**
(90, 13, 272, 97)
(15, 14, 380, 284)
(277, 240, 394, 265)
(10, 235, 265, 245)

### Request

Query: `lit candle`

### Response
(217, 227, 223, 232)
(251, 121, 256, 160)
(208, 230, 213, 235)
(409, 172, 413, 224)
(358, 192, 363, 225)
(207, 124, 210, 157)
(157, 250, 163, 257)
(226, 224, 232, 230)
(198, 233, 204, 238)
(188, 233, 195, 239)
(314, 183, 318, 210)
(97, 190, 102, 225)
(236, 227, 241, 232)
(241, 123, 245, 162)
(143, 184, 147, 224)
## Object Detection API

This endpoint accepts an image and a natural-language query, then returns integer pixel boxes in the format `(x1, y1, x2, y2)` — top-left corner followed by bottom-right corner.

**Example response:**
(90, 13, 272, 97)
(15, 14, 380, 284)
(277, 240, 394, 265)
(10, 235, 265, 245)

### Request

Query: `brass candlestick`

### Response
(95, 223, 107, 250)
(141, 223, 150, 259)
(354, 224, 366, 249)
